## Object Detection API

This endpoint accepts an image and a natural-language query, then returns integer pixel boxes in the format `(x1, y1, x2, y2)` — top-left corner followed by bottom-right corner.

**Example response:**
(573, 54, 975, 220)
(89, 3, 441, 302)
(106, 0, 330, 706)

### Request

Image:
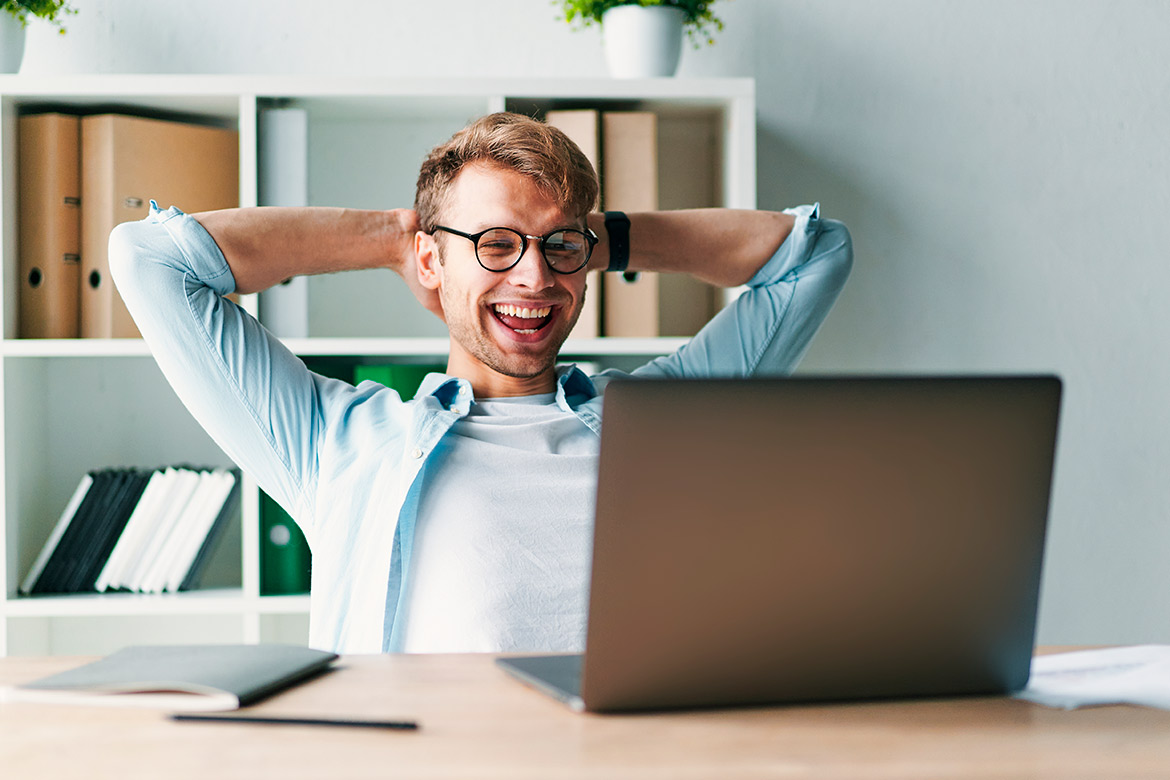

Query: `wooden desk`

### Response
(3, 652, 1170, 779)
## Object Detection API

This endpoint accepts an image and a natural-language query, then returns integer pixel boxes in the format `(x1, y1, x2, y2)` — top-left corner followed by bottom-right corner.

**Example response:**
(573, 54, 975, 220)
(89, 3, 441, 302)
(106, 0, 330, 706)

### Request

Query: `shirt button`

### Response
(411, 447, 423, 459)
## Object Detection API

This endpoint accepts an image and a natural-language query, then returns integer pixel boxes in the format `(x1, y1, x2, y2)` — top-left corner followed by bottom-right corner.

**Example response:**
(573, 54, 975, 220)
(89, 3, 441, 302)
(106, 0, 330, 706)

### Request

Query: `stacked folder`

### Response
(18, 112, 238, 339)
(20, 467, 241, 596)
(544, 108, 717, 338)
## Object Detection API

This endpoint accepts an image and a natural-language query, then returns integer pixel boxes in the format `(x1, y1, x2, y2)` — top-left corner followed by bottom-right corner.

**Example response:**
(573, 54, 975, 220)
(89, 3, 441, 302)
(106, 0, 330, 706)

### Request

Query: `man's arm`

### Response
(586, 204, 853, 378)
(108, 204, 430, 539)
(193, 206, 441, 318)
(586, 209, 796, 287)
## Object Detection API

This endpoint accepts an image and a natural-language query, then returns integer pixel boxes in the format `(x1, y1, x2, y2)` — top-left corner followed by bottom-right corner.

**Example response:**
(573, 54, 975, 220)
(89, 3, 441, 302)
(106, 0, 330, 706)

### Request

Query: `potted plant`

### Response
(557, 0, 725, 78)
(1, 1, 76, 72)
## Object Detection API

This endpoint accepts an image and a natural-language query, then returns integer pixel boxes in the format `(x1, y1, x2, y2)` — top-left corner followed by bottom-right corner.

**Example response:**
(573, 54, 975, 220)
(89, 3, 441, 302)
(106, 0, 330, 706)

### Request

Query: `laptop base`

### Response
(496, 655, 584, 712)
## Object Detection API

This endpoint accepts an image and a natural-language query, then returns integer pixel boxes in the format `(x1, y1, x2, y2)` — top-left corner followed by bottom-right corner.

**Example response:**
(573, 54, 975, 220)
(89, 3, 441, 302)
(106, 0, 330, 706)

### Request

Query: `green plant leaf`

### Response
(2, 0, 77, 32)
(553, 0, 727, 46)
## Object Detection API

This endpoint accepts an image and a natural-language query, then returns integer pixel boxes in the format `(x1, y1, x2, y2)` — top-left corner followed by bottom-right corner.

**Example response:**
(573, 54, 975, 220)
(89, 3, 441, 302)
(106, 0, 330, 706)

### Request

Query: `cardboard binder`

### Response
(602, 111, 715, 338)
(18, 113, 82, 338)
(81, 114, 239, 338)
(545, 109, 601, 339)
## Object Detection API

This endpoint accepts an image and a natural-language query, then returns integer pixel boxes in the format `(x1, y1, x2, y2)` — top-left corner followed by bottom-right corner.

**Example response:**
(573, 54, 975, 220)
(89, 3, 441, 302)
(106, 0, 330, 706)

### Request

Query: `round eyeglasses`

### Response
(432, 225, 597, 274)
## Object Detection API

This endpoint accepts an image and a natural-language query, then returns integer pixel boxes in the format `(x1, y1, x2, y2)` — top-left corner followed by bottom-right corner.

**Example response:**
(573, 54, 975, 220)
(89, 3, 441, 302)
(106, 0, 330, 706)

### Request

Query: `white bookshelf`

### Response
(0, 75, 756, 656)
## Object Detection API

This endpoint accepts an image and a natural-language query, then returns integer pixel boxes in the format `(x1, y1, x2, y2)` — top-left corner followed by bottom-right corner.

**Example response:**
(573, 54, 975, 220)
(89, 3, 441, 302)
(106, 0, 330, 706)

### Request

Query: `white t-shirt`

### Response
(398, 393, 599, 653)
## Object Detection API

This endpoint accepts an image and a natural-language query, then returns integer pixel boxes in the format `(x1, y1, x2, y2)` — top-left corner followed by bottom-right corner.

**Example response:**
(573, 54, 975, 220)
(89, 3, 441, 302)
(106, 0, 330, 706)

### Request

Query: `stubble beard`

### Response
(444, 289, 585, 381)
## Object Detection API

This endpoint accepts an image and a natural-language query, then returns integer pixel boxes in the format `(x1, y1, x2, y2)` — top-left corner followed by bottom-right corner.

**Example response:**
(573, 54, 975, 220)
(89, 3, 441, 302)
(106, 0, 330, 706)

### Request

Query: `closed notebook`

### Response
(3, 644, 337, 711)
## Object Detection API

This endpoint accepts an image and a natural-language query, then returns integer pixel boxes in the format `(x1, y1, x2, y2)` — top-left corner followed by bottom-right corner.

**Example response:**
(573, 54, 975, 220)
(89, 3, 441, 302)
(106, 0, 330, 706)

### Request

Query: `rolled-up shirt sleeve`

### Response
(108, 203, 325, 540)
(632, 203, 852, 379)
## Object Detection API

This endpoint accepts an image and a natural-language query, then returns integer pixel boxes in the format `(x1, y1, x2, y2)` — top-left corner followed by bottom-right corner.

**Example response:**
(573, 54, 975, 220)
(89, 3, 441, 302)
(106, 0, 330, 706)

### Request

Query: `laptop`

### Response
(496, 375, 1062, 713)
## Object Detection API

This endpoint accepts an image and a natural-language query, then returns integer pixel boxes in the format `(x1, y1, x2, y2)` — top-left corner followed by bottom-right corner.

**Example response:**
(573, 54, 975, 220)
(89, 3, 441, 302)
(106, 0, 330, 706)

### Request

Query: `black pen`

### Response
(171, 713, 419, 730)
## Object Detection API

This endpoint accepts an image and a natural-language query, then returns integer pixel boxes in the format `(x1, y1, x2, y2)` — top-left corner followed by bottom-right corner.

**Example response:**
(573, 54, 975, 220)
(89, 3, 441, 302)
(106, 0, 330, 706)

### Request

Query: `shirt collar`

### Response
(556, 364, 598, 410)
(413, 365, 597, 413)
(415, 373, 472, 414)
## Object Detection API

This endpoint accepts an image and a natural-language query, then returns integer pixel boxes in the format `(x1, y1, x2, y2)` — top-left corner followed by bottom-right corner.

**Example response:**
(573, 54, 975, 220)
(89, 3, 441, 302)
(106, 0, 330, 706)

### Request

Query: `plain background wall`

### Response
(19, 0, 1170, 644)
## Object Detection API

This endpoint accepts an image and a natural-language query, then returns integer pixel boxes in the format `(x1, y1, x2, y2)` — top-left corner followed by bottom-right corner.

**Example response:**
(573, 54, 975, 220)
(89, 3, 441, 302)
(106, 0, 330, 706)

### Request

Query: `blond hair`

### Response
(415, 112, 599, 233)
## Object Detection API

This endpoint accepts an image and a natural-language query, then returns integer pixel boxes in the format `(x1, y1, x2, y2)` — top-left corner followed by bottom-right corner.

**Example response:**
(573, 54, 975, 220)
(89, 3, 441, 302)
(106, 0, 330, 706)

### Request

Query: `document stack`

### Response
(20, 467, 241, 596)
(17, 112, 238, 339)
(544, 108, 717, 338)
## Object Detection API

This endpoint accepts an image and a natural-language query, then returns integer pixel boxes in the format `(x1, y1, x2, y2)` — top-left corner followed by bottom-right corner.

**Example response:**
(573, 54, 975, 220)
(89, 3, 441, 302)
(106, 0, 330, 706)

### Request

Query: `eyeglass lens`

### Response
(475, 228, 590, 272)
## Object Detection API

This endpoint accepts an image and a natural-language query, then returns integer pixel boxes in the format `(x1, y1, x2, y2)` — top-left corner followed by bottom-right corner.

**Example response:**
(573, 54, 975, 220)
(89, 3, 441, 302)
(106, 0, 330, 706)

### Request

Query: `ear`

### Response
(415, 231, 443, 291)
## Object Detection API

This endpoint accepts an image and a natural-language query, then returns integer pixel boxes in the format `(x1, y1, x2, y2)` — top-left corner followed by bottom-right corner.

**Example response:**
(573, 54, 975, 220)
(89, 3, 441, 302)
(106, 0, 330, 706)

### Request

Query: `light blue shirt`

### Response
(109, 203, 852, 654)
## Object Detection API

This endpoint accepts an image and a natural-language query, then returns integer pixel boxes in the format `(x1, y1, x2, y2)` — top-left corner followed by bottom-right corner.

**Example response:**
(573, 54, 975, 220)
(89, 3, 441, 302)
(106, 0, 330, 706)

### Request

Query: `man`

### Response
(110, 112, 852, 655)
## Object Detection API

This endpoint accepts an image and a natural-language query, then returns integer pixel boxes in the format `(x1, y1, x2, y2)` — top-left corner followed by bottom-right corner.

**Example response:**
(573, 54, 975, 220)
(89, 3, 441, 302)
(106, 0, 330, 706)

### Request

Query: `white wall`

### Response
(757, 2, 1170, 647)
(20, 0, 1170, 644)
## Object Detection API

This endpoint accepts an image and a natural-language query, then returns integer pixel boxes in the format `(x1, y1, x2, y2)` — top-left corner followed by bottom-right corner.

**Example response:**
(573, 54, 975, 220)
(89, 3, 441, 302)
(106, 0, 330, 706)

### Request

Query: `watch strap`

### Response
(604, 211, 631, 273)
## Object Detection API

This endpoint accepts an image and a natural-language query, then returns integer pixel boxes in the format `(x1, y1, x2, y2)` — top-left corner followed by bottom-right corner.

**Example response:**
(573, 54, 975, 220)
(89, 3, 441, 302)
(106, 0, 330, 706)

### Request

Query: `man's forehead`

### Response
(444, 162, 578, 229)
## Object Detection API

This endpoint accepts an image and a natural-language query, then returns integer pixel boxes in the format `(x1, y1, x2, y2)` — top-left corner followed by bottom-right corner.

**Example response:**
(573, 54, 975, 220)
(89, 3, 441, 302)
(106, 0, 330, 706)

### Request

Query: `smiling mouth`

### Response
(491, 303, 555, 335)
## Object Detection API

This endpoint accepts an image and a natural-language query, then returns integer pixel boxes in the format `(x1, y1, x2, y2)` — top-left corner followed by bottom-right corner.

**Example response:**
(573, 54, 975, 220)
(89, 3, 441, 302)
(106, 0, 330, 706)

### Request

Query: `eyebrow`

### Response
(469, 223, 587, 234)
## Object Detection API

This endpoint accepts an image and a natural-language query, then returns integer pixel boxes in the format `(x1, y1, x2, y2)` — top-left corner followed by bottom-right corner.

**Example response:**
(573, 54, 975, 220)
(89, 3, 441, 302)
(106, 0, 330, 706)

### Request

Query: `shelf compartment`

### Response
(271, 93, 489, 340)
(1, 89, 245, 342)
(3, 356, 240, 600)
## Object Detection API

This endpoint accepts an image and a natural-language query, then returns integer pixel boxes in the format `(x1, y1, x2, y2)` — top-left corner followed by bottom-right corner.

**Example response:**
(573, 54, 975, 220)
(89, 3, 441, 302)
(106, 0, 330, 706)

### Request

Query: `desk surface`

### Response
(3, 651, 1170, 779)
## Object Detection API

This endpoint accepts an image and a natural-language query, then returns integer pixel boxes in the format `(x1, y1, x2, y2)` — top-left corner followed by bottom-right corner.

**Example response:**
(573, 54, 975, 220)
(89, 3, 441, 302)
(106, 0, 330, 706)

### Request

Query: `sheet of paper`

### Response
(1017, 645, 1170, 710)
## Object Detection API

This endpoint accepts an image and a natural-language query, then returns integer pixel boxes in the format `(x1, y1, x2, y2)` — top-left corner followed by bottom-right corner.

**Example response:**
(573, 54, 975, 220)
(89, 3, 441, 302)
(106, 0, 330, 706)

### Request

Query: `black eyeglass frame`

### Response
(431, 225, 598, 275)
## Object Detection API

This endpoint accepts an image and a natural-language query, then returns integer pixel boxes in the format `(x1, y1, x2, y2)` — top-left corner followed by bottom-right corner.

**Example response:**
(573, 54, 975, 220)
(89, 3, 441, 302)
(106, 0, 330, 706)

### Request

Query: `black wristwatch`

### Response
(604, 211, 631, 273)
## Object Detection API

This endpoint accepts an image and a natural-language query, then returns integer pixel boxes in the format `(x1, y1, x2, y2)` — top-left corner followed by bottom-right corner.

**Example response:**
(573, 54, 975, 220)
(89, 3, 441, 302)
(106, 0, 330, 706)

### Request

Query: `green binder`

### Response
(353, 363, 443, 400)
(259, 492, 311, 596)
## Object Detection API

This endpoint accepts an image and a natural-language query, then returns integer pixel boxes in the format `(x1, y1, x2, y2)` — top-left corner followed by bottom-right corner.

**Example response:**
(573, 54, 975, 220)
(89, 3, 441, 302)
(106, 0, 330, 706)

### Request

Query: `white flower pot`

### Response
(0, 13, 26, 73)
(602, 5, 686, 79)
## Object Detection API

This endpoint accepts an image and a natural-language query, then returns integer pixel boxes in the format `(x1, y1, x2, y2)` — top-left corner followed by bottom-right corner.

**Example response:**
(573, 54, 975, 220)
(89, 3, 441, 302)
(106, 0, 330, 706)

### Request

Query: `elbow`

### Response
(108, 218, 179, 315)
(107, 221, 144, 292)
(820, 219, 854, 292)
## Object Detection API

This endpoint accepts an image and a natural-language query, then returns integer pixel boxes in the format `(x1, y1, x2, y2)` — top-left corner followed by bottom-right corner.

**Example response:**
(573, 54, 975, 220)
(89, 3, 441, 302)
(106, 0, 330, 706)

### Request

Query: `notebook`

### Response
(497, 375, 1063, 713)
(3, 644, 338, 711)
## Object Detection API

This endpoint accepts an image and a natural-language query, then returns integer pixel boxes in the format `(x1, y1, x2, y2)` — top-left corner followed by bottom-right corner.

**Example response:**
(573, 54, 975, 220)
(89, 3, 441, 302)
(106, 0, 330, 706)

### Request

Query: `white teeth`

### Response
(493, 304, 551, 319)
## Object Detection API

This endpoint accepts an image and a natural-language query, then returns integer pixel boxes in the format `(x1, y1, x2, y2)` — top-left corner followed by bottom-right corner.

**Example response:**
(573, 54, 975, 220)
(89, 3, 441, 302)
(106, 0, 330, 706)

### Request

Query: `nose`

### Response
(505, 235, 556, 290)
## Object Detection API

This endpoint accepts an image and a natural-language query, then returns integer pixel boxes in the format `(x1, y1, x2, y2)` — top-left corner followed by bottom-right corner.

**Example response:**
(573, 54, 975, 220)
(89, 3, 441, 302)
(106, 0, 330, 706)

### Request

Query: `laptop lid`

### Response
(580, 375, 1061, 713)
